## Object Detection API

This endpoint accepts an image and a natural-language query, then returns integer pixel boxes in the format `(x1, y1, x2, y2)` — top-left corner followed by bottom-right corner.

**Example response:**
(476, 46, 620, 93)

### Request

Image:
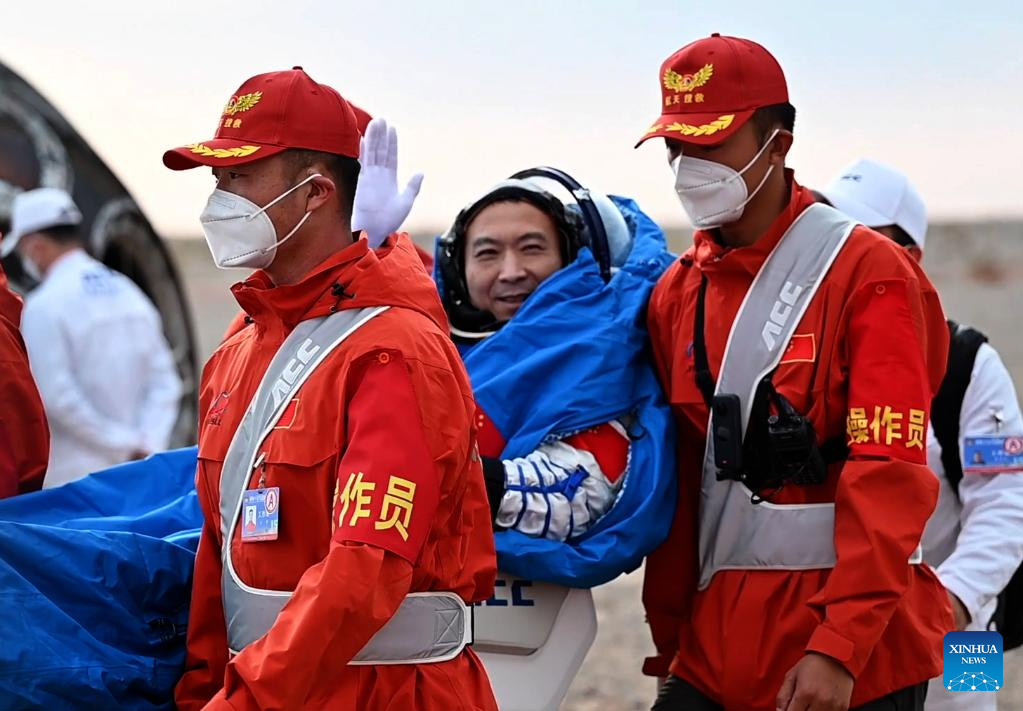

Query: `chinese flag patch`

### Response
(275, 398, 299, 430)
(780, 333, 816, 364)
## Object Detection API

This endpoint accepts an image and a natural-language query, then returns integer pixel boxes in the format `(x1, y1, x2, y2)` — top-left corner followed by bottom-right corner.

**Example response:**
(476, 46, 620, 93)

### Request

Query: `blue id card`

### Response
(963, 436, 1023, 475)
(241, 487, 280, 542)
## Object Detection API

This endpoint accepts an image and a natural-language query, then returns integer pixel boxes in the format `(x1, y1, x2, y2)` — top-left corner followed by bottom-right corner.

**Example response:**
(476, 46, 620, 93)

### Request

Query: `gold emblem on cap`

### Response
(186, 144, 262, 159)
(645, 114, 734, 137)
(223, 92, 263, 116)
(663, 64, 713, 93)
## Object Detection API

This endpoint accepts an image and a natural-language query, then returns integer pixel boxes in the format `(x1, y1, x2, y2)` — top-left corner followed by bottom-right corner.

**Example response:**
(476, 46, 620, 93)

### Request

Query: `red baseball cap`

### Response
(636, 34, 787, 148)
(163, 67, 361, 170)
(348, 102, 373, 135)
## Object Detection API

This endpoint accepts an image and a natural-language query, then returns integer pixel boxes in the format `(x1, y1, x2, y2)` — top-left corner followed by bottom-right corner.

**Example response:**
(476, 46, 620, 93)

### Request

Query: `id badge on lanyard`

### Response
(241, 487, 280, 542)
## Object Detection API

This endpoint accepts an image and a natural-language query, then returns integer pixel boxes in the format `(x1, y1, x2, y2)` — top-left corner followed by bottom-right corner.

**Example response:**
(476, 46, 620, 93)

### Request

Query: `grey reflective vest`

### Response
(219, 305, 472, 664)
(698, 204, 923, 590)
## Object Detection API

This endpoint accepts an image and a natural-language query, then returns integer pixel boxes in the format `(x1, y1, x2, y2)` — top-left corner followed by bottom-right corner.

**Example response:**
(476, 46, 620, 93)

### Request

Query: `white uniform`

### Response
(21, 249, 181, 487)
(922, 343, 1023, 711)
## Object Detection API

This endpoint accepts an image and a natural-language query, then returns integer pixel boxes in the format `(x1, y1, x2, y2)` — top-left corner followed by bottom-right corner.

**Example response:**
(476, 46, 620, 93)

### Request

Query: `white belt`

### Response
(228, 591, 473, 665)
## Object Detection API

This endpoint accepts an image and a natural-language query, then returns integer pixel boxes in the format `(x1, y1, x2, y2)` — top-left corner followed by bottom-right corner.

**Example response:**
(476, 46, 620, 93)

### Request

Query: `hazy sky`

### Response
(3, 1, 1021, 237)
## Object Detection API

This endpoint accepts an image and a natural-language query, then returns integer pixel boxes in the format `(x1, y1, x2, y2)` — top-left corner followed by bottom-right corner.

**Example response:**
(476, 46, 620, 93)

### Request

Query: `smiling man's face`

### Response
(463, 200, 564, 322)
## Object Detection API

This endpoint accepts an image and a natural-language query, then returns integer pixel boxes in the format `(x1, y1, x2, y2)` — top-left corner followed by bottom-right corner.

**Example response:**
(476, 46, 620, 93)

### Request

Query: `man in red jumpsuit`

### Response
(0, 256, 48, 497)
(164, 67, 497, 711)
(637, 36, 952, 711)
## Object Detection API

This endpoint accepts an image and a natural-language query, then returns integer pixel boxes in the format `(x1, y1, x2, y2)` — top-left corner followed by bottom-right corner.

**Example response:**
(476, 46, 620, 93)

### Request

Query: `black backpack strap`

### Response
(693, 274, 716, 409)
(932, 320, 989, 498)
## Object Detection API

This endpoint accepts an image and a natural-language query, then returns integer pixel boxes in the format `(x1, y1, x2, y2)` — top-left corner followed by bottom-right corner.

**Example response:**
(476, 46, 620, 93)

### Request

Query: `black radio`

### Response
(711, 385, 829, 495)
(712, 394, 745, 481)
(765, 398, 827, 487)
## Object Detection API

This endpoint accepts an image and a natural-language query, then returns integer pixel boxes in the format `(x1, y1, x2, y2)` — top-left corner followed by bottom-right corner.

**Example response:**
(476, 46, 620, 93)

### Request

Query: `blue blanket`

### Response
(445, 196, 678, 588)
(0, 448, 201, 710)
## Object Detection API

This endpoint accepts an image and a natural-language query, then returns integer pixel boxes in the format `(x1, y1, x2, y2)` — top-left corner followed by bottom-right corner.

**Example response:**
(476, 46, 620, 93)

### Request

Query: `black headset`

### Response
(437, 167, 613, 341)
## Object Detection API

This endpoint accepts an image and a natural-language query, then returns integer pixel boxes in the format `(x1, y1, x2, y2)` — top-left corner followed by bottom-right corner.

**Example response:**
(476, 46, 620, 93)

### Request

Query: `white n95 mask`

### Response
(199, 173, 322, 270)
(671, 129, 779, 229)
(19, 254, 43, 282)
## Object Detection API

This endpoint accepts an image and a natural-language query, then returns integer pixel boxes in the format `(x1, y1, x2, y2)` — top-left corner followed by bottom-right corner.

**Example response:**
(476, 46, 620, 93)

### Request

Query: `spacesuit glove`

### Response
(495, 440, 621, 542)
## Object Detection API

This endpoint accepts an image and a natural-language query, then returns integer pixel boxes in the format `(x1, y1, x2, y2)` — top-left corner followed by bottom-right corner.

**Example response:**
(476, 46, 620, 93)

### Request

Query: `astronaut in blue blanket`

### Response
(433, 168, 677, 587)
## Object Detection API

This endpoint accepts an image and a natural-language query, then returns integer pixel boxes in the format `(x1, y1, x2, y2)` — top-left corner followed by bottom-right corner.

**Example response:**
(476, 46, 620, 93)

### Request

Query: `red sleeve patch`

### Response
(844, 278, 931, 463)
(331, 349, 440, 562)
(563, 422, 630, 483)
(474, 406, 506, 458)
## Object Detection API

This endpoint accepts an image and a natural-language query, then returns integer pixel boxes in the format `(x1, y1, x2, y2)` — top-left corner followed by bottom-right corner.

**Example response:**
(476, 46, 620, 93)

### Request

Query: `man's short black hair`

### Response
(40, 224, 81, 244)
(751, 102, 796, 141)
(284, 150, 361, 216)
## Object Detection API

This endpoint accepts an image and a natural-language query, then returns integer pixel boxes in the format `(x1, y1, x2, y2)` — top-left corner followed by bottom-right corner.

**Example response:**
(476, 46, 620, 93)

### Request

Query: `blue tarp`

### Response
(0, 448, 201, 710)
(443, 196, 679, 588)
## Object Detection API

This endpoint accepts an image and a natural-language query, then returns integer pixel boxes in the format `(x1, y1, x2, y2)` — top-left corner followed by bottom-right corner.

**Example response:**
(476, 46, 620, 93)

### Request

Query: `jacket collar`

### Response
(231, 238, 369, 335)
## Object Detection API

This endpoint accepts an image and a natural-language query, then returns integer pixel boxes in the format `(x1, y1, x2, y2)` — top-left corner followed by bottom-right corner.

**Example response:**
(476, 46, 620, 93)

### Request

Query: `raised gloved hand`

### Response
(352, 118, 424, 248)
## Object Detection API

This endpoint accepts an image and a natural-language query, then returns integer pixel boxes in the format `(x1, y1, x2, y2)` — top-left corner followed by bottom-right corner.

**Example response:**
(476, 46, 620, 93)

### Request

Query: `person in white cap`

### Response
(2, 187, 182, 487)
(823, 159, 1023, 711)
(820, 158, 928, 259)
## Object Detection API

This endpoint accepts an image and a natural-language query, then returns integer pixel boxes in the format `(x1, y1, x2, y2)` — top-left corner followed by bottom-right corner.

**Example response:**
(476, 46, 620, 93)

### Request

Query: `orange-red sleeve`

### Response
(0, 272, 48, 496)
(805, 272, 949, 677)
(200, 349, 440, 710)
(330, 349, 440, 561)
(646, 265, 677, 391)
(0, 331, 49, 495)
(641, 265, 695, 677)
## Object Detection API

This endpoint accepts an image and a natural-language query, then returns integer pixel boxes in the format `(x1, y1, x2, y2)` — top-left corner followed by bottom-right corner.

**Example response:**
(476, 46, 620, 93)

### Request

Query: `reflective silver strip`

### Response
(227, 592, 473, 665)
(220, 308, 386, 601)
(697, 205, 924, 589)
(349, 592, 473, 666)
(217, 305, 474, 663)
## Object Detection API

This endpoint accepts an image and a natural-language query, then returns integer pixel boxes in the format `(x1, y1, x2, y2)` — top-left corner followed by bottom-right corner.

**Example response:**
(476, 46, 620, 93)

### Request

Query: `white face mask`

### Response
(19, 253, 42, 282)
(671, 129, 780, 229)
(199, 173, 322, 270)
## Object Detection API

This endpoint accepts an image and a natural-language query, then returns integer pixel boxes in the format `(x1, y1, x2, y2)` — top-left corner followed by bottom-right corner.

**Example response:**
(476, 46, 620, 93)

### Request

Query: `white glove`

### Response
(495, 440, 624, 542)
(351, 118, 424, 248)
